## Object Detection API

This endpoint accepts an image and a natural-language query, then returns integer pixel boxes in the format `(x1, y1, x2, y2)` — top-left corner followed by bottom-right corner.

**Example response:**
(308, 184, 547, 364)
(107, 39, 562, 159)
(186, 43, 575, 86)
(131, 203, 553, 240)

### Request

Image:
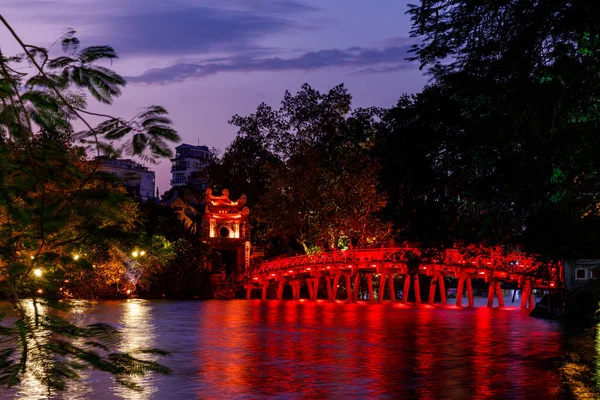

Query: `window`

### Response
(592, 269, 600, 278)
(575, 268, 587, 280)
(174, 173, 185, 183)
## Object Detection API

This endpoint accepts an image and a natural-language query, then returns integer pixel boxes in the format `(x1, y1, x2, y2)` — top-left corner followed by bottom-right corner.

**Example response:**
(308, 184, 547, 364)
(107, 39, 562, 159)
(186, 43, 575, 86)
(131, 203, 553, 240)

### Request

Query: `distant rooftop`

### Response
(95, 156, 151, 172)
(175, 144, 209, 151)
(173, 143, 212, 160)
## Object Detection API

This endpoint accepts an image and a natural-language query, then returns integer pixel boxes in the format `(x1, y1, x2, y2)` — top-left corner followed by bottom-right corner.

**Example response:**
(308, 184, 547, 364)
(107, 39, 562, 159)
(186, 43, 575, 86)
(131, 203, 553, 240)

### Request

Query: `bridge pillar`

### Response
(495, 281, 504, 307)
(246, 285, 253, 300)
(402, 275, 411, 304)
(377, 273, 386, 304)
(413, 274, 421, 304)
(307, 274, 321, 301)
(367, 274, 374, 301)
(456, 275, 465, 307)
(388, 273, 396, 302)
(290, 281, 301, 300)
(261, 283, 268, 300)
(428, 272, 447, 305)
(428, 272, 439, 305)
(352, 273, 361, 302)
(276, 280, 285, 300)
(520, 280, 534, 309)
(345, 274, 352, 301)
(331, 274, 340, 301)
(487, 280, 495, 307)
(465, 276, 473, 307)
(313, 273, 321, 300)
(325, 276, 333, 301)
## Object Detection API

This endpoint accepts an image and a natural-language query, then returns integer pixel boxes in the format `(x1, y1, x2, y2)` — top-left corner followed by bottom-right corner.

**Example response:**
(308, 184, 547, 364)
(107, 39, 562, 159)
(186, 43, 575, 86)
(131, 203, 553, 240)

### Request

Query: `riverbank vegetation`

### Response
(0, 19, 178, 393)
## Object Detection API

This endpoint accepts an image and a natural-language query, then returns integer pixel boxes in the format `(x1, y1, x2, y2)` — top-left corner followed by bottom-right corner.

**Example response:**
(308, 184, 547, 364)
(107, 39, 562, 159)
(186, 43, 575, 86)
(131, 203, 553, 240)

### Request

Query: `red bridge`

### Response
(243, 247, 562, 309)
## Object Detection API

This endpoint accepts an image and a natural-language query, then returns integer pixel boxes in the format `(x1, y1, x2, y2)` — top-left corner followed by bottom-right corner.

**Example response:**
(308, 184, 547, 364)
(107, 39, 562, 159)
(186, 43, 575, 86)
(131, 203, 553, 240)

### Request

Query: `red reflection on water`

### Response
(186, 301, 566, 399)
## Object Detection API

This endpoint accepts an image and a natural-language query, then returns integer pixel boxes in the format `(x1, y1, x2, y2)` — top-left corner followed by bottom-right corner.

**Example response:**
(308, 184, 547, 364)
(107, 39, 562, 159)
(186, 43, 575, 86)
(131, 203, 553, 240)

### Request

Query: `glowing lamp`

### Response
(33, 268, 42, 277)
(140, 250, 146, 256)
(288, 270, 293, 273)
(307, 268, 311, 271)
(132, 250, 139, 258)
(30, 256, 35, 260)
(37, 289, 43, 294)
(271, 273, 275, 277)
(550, 282, 556, 288)
(253, 277, 258, 280)
(126, 289, 131, 294)
(327, 266, 331, 269)
(478, 271, 485, 275)
(73, 254, 80, 261)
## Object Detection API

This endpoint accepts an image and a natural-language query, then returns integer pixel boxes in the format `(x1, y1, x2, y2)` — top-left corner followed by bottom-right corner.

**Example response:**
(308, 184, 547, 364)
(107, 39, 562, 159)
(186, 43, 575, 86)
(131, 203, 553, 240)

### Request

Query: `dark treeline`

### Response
(206, 0, 600, 260)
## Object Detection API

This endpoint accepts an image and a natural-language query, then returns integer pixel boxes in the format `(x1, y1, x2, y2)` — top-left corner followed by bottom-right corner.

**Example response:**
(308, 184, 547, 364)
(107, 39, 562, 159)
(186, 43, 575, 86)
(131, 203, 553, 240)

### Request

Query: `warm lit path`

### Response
(243, 247, 561, 309)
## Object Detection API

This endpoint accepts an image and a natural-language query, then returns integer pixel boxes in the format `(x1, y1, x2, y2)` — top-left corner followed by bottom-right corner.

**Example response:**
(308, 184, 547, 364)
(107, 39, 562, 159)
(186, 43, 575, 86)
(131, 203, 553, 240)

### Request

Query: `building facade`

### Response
(170, 144, 212, 190)
(96, 156, 155, 201)
(564, 259, 600, 290)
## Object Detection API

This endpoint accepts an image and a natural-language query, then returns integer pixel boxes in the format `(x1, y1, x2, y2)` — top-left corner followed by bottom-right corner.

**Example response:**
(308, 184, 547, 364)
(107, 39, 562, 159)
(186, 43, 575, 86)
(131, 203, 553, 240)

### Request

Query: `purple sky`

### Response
(2, 0, 427, 193)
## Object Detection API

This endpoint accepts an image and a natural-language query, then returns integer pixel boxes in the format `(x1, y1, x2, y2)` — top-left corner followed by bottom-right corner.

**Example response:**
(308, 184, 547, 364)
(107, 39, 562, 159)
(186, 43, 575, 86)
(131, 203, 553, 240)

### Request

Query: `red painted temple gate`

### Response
(202, 188, 251, 279)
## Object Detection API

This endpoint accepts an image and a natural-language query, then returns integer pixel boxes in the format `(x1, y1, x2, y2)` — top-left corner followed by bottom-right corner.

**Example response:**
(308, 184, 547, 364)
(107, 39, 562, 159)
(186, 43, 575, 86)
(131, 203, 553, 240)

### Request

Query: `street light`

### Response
(132, 249, 145, 258)
(33, 268, 42, 277)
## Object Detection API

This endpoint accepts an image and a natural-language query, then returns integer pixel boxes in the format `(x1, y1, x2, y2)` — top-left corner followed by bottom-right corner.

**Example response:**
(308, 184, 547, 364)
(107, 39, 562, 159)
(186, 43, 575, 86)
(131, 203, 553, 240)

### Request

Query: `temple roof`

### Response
(205, 188, 249, 215)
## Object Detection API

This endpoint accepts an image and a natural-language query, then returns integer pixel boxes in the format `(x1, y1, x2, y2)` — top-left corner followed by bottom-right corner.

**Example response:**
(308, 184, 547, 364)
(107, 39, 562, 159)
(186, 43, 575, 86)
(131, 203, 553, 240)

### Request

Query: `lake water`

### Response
(6, 297, 600, 399)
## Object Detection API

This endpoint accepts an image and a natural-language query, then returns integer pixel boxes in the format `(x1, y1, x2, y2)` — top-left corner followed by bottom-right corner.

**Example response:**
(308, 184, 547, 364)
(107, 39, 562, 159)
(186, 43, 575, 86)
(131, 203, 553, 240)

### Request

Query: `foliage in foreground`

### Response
(0, 17, 178, 393)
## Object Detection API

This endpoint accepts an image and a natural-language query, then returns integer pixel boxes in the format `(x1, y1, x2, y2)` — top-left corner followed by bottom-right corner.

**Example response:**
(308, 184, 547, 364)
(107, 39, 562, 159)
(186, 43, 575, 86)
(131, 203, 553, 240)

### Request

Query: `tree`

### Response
(406, 0, 600, 257)
(225, 84, 391, 253)
(0, 18, 178, 393)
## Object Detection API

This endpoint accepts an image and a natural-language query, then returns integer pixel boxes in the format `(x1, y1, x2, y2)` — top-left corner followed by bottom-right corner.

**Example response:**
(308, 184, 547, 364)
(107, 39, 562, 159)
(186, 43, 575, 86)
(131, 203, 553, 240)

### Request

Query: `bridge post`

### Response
(428, 272, 439, 305)
(388, 273, 396, 302)
(413, 274, 421, 304)
(487, 280, 495, 307)
(261, 283, 268, 300)
(456, 275, 465, 307)
(325, 276, 333, 301)
(276, 280, 284, 300)
(495, 281, 504, 307)
(345, 274, 352, 301)
(352, 273, 361, 302)
(312, 273, 321, 301)
(520, 280, 529, 309)
(529, 290, 536, 310)
(291, 281, 301, 300)
(332, 274, 340, 301)
(440, 274, 447, 305)
(307, 279, 314, 300)
(378, 273, 386, 303)
(246, 285, 252, 300)
(402, 275, 411, 304)
(367, 274, 374, 301)
(465, 276, 473, 307)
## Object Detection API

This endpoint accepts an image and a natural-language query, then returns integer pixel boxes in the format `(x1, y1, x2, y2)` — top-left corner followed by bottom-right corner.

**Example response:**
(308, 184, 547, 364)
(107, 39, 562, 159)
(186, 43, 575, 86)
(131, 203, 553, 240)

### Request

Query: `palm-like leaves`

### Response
(0, 18, 177, 394)
(3, 27, 179, 162)
(86, 105, 180, 162)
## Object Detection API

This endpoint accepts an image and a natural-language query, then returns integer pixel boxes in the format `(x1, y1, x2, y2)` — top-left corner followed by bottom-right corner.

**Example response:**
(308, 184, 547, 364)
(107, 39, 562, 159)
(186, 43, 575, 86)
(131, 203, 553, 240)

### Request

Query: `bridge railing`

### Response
(248, 247, 554, 282)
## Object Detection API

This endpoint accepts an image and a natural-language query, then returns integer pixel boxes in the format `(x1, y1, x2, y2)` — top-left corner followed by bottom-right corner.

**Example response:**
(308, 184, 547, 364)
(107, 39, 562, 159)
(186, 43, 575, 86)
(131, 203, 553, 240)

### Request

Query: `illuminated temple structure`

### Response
(202, 188, 251, 278)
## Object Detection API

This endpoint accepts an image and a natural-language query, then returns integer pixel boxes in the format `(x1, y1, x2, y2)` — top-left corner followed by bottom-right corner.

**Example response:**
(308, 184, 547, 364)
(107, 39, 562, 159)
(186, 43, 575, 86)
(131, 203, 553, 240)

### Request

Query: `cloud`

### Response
(86, 7, 299, 56)
(127, 45, 415, 83)
(6, 0, 316, 56)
